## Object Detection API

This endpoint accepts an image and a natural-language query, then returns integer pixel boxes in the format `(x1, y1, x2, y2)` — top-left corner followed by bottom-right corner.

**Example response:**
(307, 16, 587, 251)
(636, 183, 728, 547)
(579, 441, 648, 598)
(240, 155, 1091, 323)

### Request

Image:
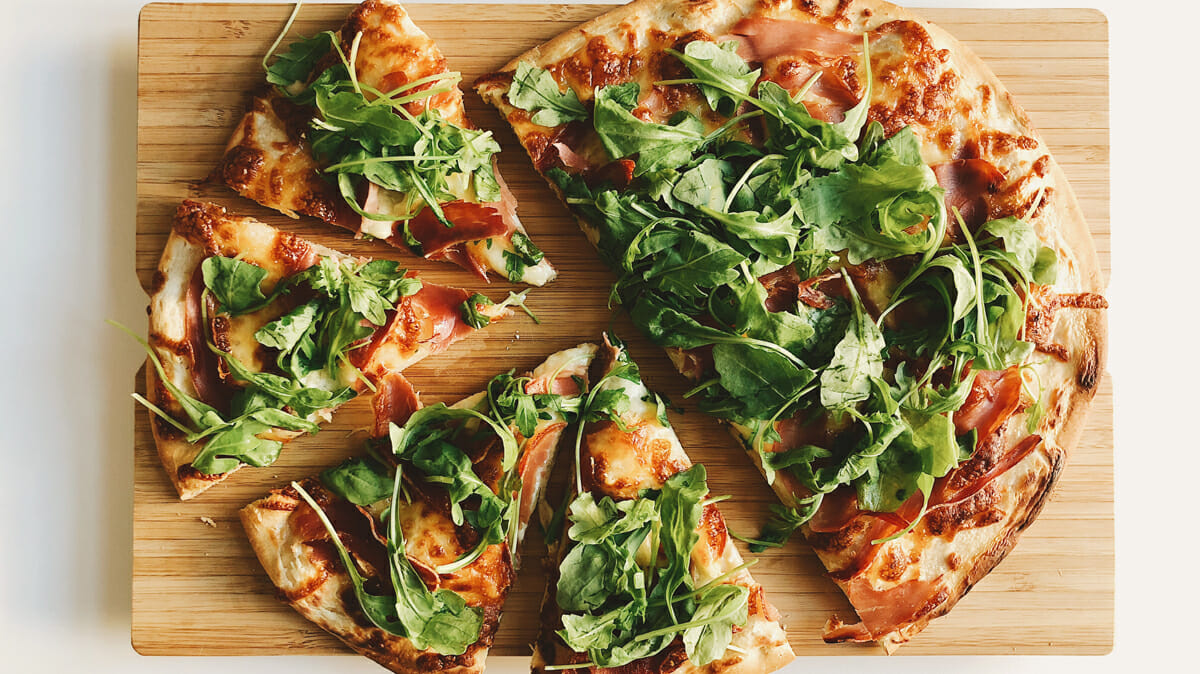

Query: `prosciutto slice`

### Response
(933, 159, 1005, 232)
(726, 17, 862, 63)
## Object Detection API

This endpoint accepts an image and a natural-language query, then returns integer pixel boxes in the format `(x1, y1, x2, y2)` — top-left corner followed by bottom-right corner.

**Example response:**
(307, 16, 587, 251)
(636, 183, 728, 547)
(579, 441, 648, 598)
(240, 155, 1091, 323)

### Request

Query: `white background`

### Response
(0, 0, 1192, 671)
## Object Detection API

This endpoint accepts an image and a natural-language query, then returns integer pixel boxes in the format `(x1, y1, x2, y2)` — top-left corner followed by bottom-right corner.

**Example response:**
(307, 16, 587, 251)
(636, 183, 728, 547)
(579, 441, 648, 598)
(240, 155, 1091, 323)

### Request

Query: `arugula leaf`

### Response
(320, 456, 393, 506)
(265, 31, 336, 89)
(507, 61, 589, 127)
(566, 492, 658, 545)
(711, 342, 814, 417)
(682, 584, 750, 665)
(802, 155, 944, 264)
(672, 158, 733, 210)
(190, 420, 283, 474)
(503, 230, 546, 282)
(819, 282, 885, 408)
(638, 229, 746, 300)
(201, 257, 272, 315)
(460, 293, 495, 329)
(655, 465, 707, 620)
(667, 41, 760, 117)
(922, 254, 979, 323)
(701, 206, 801, 264)
(594, 84, 706, 176)
(554, 458, 747, 669)
(255, 300, 321, 352)
(983, 216, 1059, 285)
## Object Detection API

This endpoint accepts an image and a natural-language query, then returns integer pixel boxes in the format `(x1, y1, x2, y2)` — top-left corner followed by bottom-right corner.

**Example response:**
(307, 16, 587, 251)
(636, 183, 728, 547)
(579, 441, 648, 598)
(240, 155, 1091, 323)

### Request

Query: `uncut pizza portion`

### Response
(535, 337, 794, 674)
(216, 0, 555, 285)
(135, 200, 524, 500)
(477, 0, 1108, 652)
(241, 344, 598, 674)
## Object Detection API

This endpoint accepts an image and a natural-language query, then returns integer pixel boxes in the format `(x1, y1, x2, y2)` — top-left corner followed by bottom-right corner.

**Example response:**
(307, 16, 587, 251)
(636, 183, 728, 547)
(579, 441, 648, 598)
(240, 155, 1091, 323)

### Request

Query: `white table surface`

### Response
(0, 0, 1192, 670)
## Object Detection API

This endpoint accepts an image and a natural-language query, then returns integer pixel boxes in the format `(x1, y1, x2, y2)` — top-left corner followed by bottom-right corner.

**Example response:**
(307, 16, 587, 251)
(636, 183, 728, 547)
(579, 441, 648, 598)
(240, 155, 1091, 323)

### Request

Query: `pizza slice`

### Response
(216, 0, 555, 285)
(477, 0, 1108, 652)
(240, 344, 599, 673)
(136, 199, 522, 500)
(535, 336, 794, 673)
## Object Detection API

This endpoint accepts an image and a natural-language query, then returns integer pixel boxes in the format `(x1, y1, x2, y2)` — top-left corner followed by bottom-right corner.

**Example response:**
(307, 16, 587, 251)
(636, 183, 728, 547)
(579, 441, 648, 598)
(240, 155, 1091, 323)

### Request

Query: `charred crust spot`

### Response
(272, 232, 317, 275)
(833, 0, 856, 25)
(878, 547, 910, 582)
(259, 497, 299, 512)
(1017, 449, 1064, 533)
(648, 438, 688, 484)
(210, 315, 232, 357)
(414, 643, 486, 671)
(173, 200, 223, 247)
(674, 30, 715, 48)
(525, 131, 554, 171)
(150, 270, 167, 295)
(216, 142, 265, 193)
(297, 188, 347, 227)
(151, 415, 185, 441)
(1025, 287, 1108, 367)
(1077, 340, 1101, 392)
(1037, 343, 1071, 361)
(792, 0, 821, 16)
(588, 36, 643, 88)
(1031, 154, 1052, 177)
(557, 36, 644, 91)
(747, 584, 773, 619)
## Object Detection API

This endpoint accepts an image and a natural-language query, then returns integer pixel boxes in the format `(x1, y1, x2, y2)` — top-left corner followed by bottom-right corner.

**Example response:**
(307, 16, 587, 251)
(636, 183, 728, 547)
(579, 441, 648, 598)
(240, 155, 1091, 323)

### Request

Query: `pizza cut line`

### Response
(140, 199, 515, 500)
(476, 0, 1108, 652)
(216, 0, 557, 285)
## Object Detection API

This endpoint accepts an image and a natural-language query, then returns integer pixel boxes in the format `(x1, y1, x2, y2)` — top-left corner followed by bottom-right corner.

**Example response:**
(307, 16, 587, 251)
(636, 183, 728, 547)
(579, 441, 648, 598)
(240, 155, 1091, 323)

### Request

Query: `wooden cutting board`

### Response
(133, 2, 1112, 658)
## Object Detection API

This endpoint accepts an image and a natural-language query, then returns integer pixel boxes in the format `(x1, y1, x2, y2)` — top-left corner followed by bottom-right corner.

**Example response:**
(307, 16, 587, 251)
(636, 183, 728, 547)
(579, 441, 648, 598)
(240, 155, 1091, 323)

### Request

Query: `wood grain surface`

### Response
(133, 2, 1113, 658)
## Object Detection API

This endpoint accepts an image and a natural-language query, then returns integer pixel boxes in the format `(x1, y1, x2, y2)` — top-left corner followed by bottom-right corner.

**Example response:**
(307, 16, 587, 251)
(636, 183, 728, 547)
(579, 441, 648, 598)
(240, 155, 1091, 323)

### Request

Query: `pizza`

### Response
(240, 344, 598, 674)
(216, 0, 556, 285)
(139, 199, 517, 500)
(534, 336, 795, 673)
(476, 0, 1108, 651)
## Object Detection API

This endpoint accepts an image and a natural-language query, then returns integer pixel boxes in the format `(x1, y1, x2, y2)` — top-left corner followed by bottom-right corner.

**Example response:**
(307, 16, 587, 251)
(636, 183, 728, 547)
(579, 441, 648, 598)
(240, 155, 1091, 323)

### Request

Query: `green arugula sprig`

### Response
(510, 35, 1058, 548)
(458, 290, 539, 329)
(263, 11, 501, 229)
